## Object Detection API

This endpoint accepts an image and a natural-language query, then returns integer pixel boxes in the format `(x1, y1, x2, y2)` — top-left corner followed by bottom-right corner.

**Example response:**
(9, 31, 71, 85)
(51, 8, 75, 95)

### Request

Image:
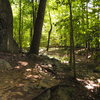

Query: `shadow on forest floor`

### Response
(0, 47, 99, 100)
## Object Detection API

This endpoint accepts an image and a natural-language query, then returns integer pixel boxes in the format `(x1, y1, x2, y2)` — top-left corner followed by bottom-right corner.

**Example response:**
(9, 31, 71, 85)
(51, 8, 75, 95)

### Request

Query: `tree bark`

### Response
(18, 0, 22, 52)
(0, 0, 18, 53)
(47, 11, 52, 51)
(29, 0, 47, 55)
(30, 0, 37, 44)
(85, 1, 89, 59)
(68, 0, 76, 79)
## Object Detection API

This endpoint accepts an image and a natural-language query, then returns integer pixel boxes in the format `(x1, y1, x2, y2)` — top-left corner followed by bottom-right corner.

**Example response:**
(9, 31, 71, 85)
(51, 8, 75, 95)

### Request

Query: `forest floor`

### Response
(0, 48, 100, 100)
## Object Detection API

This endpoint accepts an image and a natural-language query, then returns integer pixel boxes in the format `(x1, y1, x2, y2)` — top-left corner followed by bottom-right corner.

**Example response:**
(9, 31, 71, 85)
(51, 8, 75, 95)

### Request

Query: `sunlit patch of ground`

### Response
(40, 47, 69, 63)
(77, 78, 100, 90)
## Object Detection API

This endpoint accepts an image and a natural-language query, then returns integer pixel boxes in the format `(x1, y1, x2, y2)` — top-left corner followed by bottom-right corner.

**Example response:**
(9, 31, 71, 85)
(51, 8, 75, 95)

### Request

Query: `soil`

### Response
(0, 48, 100, 100)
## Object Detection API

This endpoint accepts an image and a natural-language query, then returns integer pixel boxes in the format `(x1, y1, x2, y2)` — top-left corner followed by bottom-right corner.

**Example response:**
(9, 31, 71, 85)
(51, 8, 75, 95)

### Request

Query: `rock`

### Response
(38, 73, 59, 88)
(40, 56, 71, 73)
(32, 85, 71, 100)
(51, 86, 71, 100)
(32, 89, 51, 100)
(50, 58, 61, 67)
(39, 78, 59, 88)
(0, 59, 12, 71)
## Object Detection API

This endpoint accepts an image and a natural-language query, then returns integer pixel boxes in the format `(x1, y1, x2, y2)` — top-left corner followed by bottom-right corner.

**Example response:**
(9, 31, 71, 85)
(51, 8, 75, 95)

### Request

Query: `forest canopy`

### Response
(10, 0, 99, 51)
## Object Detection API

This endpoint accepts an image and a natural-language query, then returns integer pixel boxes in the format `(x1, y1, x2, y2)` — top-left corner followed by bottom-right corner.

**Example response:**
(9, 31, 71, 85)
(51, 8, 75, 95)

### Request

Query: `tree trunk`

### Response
(18, 0, 22, 52)
(47, 11, 52, 51)
(96, 8, 100, 49)
(85, 1, 89, 59)
(68, 0, 76, 79)
(29, 0, 47, 55)
(0, 0, 18, 53)
(30, 0, 37, 44)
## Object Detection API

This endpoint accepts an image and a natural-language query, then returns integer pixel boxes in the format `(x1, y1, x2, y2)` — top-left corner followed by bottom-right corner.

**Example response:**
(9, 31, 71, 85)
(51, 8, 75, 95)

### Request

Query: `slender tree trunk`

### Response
(29, 0, 47, 55)
(47, 11, 52, 51)
(30, 0, 38, 41)
(68, 0, 76, 79)
(86, 1, 89, 59)
(30, 0, 34, 43)
(96, 9, 100, 49)
(34, 0, 38, 20)
(81, 1, 85, 34)
(69, 0, 73, 66)
(21, 14, 24, 47)
(18, 0, 22, 52)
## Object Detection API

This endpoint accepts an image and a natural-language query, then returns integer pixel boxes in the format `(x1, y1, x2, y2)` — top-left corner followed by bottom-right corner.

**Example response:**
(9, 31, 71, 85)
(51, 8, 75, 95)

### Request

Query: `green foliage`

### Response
(10, 0, 99, 51)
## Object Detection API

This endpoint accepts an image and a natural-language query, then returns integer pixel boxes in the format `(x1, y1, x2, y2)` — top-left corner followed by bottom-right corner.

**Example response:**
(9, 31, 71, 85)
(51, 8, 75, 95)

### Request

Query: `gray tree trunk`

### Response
(0, 0, 18, 53)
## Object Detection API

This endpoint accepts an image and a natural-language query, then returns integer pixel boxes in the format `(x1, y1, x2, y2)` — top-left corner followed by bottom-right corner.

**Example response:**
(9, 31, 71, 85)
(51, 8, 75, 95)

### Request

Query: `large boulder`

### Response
(0, 59, 12, 71)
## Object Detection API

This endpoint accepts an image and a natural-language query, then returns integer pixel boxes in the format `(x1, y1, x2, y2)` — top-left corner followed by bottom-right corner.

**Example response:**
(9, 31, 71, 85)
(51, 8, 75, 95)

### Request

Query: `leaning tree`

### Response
(0, 0, 18, 52)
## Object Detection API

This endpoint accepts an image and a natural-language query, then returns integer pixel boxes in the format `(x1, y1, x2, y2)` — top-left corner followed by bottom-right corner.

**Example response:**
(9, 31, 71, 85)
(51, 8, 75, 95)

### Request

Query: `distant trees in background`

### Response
(0, 0, 99, 55)
(10, 0, 99, 52)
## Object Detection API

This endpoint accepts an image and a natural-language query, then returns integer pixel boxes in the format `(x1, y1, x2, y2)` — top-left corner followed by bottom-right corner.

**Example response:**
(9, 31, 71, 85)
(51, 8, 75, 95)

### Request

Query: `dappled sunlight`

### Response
(15, 66, 21, 69)
(88, 55, 92, 59)
(77, 78, 100, 91)
(24, 63, 55, 82)
(0, 46, 99, 99)
(97, 79, 100, 83)
(63, 61, 69, 64)
(25, 74, 41, 80)
(26, 68, 32, 72)
(0, 59, 59, 99)
(17, 83, 24, 87)
(26, 74, 33, 78)
(18, 61, 28, 66)
(0, 0, 99, 98)
(75, 48, 85, 54)
(15, 61, 28, 69)
(40, 48, 69, 62)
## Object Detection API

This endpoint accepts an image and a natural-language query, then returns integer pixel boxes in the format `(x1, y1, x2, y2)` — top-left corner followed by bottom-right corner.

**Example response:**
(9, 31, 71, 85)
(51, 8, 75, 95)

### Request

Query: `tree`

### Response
(9, 0, 99, 53)
(18, 0, 22, 52)
(29, 0, 47, 55)
(47, 10, 52, 51)
(30, 0, 38, 44)
(68, 0, 76, 78)
(0, 0, 18, 52)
